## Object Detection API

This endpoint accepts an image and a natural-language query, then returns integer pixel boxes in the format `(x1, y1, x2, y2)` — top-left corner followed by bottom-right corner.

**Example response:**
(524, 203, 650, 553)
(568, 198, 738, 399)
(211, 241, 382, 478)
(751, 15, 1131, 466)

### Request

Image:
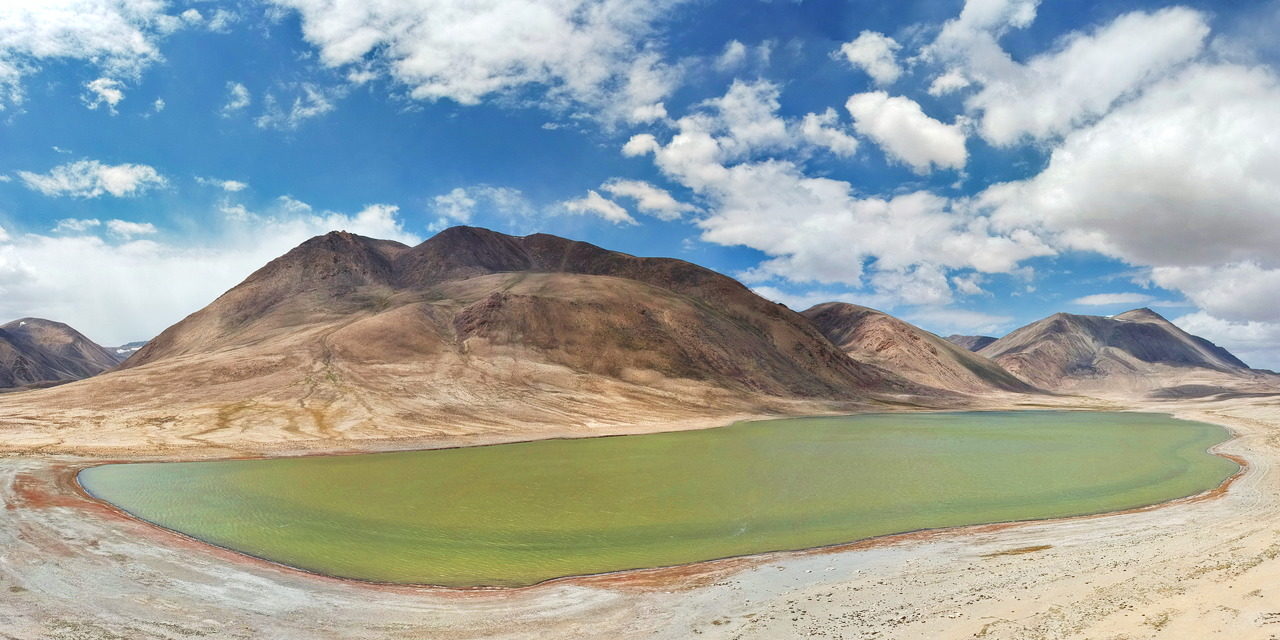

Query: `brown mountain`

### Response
(978, 308, 1268, 394)
(1, 227, 945, 452)
(0, 318, 118, 389)
(945, 335, 997, 352)
(802, 303, 1037, 395)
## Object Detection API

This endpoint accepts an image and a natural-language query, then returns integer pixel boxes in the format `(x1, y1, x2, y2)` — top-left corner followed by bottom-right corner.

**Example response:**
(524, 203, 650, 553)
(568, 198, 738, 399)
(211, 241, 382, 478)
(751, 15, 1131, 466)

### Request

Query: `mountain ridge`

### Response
(979, 307, 1265, 393)
(803, 302, 1038, 395)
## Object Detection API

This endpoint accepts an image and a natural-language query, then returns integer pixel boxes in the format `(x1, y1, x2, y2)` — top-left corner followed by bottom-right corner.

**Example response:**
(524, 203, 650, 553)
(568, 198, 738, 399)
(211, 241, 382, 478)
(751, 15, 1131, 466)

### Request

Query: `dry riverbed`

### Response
(4, 395, 1280, 639)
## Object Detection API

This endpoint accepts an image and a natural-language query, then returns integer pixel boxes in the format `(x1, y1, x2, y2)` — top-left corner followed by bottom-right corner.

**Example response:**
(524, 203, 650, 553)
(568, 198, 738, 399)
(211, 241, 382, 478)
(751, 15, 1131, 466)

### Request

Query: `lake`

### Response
(79, 411, 1237, 587)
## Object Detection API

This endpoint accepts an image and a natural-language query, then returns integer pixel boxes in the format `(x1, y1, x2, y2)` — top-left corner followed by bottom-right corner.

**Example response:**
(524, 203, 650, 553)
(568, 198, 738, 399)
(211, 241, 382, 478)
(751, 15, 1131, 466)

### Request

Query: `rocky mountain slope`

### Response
(979, 308, 1270, 394)
(0, 318, 119, 389)
(946, 335, 997, 352)
(0, 227, 952, 452)
(803, 303, 1037, 395)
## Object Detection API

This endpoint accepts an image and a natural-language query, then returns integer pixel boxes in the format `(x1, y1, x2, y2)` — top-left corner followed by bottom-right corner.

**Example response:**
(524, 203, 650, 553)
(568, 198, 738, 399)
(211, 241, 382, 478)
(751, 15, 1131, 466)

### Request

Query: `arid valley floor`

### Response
(4, 392, 1280, 640)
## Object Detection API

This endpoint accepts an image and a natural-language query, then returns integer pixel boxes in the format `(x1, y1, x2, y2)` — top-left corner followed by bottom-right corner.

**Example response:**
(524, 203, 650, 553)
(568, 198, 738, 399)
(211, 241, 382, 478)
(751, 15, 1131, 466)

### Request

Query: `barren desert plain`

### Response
(4, 391, 1280, 639)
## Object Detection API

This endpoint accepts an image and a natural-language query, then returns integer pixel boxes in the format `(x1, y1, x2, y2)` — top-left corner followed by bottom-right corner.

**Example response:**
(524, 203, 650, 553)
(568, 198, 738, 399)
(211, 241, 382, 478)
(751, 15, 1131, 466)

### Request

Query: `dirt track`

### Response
(4, 397, 1280, 639)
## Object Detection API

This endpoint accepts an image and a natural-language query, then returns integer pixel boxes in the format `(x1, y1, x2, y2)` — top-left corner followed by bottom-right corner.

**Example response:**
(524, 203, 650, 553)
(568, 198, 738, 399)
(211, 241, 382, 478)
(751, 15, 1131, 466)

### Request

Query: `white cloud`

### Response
(18, 159, 166, 198)
(82, 77, 125, 113)
(432, 187, 477, 224)
(622, 133, 660, 157)
(221, 81, 251, 116)
(837, 31, 902, 85)
(715, 40, 747, 71)
(562, 190, 636, 225)
(206, 9, 238, 32)
(256, 83, 339, 130)
(265, 0, 688, 123)
(962, 7, 1210, 145)
(0, 199, 419, 345)
(53, 217, 156, 238)
(951, 272, 987, 296)
(845, 91, 967, 173)
(799, 108, 858, 157)
(1150, 263, 1280, 324)
(624, 82, 1051, 304)
(430, 185, 534, 229)
(981, 64, 1280, 271)
(703, 80, 790, 157)
(105, 219, 157, 238)
(1173, 311, 1280, 371)
(197, 177, 248, 192)
(1071, 292, 1154, 306)
(927, 69, 970, 96)
(0, 0, 186, 110)
(53, 218, 102, 233)
(600, 178, 695, 221)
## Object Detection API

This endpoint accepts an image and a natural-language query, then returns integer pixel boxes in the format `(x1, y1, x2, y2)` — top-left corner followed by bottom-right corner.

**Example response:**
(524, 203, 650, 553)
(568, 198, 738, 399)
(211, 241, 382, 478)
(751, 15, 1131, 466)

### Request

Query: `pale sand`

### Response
(3, 394, 1280, 639)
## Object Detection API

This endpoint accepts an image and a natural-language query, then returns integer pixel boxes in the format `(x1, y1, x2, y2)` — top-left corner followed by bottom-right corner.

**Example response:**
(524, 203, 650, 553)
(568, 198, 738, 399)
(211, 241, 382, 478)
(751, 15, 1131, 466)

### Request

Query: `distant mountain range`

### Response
(0, 227, 1272, 447)
(945, 335, 997, 352)
(803, 303, 1036, 395)
(975, 307, 1268, 394)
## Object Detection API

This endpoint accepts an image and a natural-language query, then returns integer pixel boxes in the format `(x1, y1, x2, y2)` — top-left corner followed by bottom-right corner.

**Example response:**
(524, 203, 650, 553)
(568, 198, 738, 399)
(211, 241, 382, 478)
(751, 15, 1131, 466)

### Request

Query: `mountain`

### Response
(0, 318, 118, 388)
(978, 308, 1268, 394)
(0, 227, 946, 452)
(108, 341, 148, 363)
(946, 335, 997, 352)
(802, 303, 1037, 395)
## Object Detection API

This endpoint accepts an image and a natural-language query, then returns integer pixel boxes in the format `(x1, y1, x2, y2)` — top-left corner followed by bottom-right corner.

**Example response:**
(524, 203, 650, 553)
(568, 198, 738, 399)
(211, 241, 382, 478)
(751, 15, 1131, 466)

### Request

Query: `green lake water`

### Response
(78, 411, 1237, 587)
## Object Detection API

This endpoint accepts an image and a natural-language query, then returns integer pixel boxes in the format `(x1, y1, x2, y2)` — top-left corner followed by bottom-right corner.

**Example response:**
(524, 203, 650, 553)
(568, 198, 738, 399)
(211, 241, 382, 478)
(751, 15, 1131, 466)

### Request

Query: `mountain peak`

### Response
(1115, 307, 1167, 323)
(980, 307, 1252, 391)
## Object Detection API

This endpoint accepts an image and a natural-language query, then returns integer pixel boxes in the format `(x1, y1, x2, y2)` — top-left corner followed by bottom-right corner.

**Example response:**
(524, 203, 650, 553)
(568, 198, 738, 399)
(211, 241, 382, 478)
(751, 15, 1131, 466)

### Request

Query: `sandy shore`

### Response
(4, 396, 1280, 639)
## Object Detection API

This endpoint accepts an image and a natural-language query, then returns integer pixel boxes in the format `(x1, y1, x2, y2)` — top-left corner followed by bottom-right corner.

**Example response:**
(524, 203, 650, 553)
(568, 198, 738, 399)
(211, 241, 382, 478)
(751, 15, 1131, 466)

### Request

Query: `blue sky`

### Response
(1, 0, 1279, 367)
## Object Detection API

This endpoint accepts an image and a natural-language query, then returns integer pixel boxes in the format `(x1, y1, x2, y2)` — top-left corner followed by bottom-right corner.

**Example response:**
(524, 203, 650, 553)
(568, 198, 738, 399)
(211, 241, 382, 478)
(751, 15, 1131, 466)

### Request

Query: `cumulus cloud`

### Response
(1071, 292, 1155, 306)
(0, 0, 186, 109)
(600, 179, 696, 221)
(981, 64, 1280, 271)
(622, 82, 1051, 305)
(221, 81, 251, 116)
(1149, 263, 1280, 324)
(927, 69, 971, 96)
(563, 190, 635, 225)
(82, 77, 125, 113)
(845, 91, 967, 173)
(18, 159, 166, 198)
(431, 184, 534, 229)
(265, 0, 688, 123)
(0, 198, 419, 345)
(963, 8, 1210, 145)
(799, 108, 858, 157)
(1173, 312, 1280, 370)
(837, 31, 902, 85)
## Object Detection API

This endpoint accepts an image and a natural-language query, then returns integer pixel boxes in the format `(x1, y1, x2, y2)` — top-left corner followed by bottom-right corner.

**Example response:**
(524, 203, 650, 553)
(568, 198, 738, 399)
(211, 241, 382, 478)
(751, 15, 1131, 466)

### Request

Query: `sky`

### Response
(1, 1, 1279, 368)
